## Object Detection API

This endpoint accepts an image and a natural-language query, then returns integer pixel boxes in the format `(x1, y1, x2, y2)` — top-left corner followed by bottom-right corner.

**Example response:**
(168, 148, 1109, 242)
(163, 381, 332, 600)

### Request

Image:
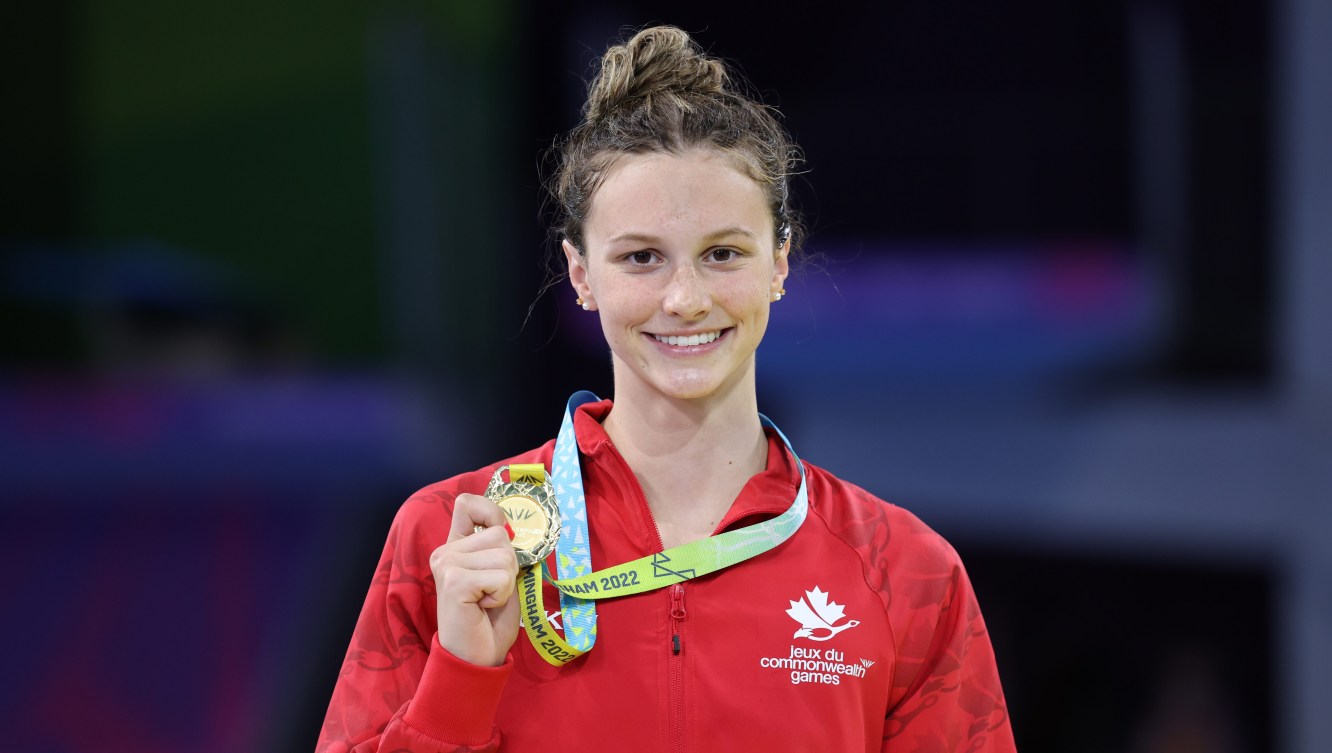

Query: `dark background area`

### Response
(2, 1, 1328, 752)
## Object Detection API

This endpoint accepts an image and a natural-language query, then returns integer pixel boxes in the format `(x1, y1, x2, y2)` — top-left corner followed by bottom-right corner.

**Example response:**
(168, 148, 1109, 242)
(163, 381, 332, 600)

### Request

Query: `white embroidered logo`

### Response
(758, 587, 871, 685)
(786, 586, 860, 641)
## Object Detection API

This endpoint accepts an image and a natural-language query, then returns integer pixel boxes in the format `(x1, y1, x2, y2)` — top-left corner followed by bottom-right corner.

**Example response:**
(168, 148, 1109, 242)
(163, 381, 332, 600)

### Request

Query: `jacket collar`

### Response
(571, 398, 801, 531)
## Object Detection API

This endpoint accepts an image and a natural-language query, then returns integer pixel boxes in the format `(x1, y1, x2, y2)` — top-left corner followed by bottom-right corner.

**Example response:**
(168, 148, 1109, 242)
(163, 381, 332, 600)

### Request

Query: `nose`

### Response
(662, 264, 711, 321)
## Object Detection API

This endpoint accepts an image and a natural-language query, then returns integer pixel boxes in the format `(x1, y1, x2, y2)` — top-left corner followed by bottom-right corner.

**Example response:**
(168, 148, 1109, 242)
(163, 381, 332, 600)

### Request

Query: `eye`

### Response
(616, 249, 660, 267)
(707, 247, 739, 264)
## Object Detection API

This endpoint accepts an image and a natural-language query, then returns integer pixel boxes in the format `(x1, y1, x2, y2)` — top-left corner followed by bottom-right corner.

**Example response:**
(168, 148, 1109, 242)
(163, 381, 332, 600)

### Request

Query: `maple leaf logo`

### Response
(786, 586, 861, 641)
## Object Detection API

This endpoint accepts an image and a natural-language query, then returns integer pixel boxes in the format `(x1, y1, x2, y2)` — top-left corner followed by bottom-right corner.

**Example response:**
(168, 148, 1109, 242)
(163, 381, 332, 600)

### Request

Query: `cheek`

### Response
(716, 277, 773, 311)
(594, 285, 654, 328)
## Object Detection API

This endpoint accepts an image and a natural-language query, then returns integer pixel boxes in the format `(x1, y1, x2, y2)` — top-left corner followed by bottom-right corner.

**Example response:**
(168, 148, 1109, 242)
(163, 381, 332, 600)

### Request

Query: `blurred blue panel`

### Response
(0, 374, 458, 753)
(764, 243, 1161, 383)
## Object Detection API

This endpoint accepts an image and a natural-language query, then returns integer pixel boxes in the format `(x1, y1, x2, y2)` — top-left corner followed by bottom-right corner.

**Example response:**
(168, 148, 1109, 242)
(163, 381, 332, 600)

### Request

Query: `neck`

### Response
(602, 373, 768, 547)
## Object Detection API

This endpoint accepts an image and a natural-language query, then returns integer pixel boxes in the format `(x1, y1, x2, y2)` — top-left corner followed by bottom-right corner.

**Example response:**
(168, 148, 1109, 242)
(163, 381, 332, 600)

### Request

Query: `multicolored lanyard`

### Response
(519, 391, 808, 666)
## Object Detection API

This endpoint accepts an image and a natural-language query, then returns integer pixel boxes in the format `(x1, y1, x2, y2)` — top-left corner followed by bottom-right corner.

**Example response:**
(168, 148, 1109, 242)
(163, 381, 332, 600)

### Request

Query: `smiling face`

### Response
(565, 149, 790, 406)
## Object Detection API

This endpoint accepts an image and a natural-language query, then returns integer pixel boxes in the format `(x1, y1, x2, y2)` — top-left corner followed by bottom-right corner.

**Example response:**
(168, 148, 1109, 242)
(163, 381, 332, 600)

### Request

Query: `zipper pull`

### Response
(669, 583, 687, 620)
(669, 583, 686, 655)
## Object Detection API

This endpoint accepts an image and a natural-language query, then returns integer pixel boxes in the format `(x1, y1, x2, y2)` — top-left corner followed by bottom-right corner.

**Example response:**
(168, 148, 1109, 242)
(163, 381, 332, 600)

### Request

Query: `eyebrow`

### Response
(606, 226, 759, 245)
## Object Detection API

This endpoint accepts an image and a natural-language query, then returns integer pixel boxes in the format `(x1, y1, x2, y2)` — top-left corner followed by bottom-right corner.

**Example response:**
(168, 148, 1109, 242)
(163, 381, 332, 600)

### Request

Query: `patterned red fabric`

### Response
(318, 400, 1016, 752)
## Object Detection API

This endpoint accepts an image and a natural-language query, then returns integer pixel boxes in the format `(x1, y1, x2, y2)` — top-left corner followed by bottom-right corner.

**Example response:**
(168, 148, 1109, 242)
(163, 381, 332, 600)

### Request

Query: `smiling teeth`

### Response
(654, 331, 721, 347)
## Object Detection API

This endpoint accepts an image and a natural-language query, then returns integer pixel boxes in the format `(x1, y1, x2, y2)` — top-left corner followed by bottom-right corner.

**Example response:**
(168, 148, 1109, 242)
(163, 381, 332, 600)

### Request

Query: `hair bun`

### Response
(585, 26, 727, 122)
(554, 25, 802, 254)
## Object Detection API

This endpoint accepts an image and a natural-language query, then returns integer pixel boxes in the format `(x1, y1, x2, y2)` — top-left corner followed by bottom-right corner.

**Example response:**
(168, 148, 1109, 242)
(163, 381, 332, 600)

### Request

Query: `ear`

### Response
(771, 237, 791, 298)
(563, 239, 596, 311)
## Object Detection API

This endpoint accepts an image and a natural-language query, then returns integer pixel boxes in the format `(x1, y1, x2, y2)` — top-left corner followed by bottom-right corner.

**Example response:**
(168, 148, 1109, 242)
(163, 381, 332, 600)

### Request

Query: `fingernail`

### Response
(504, 522, 515, 540)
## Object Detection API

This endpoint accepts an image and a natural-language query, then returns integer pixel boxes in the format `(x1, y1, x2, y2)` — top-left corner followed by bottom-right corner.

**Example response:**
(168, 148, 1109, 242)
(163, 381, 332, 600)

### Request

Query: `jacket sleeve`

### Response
(316, 489, 514, 753)
(882, 530, 1016, 753)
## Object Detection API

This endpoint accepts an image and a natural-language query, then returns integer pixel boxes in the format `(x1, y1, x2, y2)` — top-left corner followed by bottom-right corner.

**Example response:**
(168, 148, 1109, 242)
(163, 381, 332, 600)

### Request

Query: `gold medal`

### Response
(484, 463, 561, 567)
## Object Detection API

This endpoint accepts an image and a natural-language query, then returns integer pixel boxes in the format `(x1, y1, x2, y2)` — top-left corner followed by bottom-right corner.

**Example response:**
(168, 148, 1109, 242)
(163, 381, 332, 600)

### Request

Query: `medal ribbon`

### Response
(518, 391, 808, 666)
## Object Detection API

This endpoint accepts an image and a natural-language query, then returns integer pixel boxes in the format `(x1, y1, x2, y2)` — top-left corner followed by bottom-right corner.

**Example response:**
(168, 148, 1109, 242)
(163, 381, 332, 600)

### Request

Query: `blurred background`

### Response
(2, 0, 1328, 751)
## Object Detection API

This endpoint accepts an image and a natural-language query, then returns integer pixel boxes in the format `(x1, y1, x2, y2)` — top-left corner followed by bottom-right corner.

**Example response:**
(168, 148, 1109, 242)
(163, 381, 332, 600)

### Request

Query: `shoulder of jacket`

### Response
(801, 461, 963, 588)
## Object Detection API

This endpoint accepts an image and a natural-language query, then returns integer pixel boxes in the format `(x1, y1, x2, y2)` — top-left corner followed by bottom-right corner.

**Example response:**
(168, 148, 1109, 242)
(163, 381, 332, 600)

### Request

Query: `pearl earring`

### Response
(773, 288, 786, 302)
(577, 297, 591, 311)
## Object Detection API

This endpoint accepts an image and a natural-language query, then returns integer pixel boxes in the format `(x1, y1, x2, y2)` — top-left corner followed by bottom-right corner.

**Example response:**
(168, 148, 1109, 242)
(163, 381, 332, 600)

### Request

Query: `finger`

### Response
(434, 527, 515, 565)
(447, 493, 509, 542)
(489, 586, 522, 633)
(441, 566, 518, 609)
(478, 560, 518, 607)
(430, 537, 520, 589)
(439, 545, 519, 577)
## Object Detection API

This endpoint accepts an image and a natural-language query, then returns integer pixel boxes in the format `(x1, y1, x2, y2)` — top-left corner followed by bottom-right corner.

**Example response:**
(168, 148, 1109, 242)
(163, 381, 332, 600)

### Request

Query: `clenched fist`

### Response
(430, 493, 521, 667)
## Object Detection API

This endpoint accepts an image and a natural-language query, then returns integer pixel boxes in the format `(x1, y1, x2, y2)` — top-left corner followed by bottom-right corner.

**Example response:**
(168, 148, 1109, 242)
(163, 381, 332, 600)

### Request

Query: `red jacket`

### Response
(318, 400, 1015, 752)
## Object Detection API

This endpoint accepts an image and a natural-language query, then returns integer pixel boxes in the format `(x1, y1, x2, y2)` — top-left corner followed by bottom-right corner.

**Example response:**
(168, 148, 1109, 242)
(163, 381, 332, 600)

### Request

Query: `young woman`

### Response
(318, 26, 1016, 753)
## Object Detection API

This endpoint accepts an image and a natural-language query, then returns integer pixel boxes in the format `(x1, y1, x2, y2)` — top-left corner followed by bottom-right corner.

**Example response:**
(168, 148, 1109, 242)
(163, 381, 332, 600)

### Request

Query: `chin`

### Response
(661, 386, 721, 402)
(613, 351, 754, 403)
(651, 369, 745, 402)
(650, 382, 716, 402)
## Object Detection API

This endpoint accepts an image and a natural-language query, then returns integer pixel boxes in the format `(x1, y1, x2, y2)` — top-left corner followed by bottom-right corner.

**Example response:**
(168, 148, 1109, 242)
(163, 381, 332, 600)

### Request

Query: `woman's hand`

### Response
(430, 493, 521, 667)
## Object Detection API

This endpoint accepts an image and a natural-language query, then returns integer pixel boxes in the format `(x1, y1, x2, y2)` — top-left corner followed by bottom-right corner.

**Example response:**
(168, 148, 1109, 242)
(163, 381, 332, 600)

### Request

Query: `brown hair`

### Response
(553, 26, 803, 253)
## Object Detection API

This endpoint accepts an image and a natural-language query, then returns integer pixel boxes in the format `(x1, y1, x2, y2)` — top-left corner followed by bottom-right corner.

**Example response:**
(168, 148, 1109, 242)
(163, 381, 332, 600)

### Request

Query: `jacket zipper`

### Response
(670, 583, 686, 654)
(668, 583, 687, 752)
(602, 442, 687, 750)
